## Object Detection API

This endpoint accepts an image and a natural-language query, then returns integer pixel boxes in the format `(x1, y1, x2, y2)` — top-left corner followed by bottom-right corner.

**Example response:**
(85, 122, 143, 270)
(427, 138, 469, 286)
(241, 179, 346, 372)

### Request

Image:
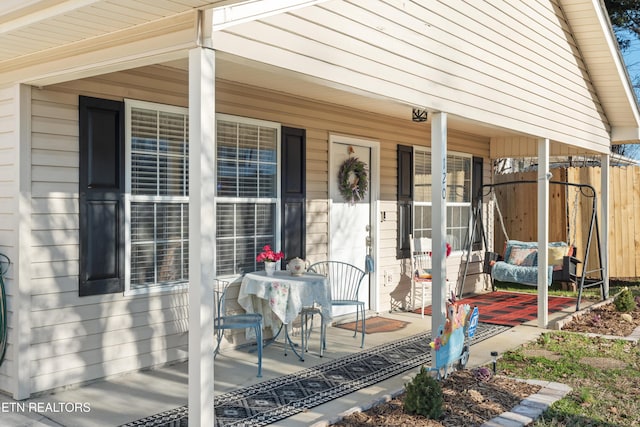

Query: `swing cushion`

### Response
(506, 247, 537, 266)
(491, 240, 569, 286)
(492, 261, 553, 286)
(416, 268, 432, 279)
(548, 246, 568, 266)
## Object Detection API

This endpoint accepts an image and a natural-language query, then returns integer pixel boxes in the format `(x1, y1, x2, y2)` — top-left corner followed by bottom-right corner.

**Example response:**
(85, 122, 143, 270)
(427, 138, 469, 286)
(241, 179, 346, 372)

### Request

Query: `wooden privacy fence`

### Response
(493, 166, 639, 280)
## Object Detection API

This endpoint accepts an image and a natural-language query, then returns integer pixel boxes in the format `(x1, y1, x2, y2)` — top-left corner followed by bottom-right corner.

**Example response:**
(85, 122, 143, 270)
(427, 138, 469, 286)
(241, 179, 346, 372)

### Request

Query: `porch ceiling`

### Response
(0, 0, 232, 62)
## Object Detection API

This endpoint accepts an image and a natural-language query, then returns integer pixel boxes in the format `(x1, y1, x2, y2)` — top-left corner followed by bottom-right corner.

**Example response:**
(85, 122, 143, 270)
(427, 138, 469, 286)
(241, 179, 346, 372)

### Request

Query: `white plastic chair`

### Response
(410, 234, 433, 318)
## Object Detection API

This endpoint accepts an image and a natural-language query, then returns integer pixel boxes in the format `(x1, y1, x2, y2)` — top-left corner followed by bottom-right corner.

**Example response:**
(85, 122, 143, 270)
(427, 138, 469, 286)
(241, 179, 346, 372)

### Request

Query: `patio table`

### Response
(238, 270, 332, 360)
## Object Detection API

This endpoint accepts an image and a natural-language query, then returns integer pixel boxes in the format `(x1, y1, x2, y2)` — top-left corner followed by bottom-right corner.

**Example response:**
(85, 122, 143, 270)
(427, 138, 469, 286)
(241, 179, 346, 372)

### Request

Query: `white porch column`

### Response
(601, 153, 609, 299)
(537, 138, 550, 328)
(15, 84, 32, 399)
(188, 46, 216, 427)
(431, 112, 447, 341)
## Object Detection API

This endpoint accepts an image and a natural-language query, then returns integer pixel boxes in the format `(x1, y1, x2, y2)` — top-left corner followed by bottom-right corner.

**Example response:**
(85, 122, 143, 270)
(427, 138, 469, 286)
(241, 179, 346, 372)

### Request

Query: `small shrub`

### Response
(614, 288, 635, 313)
(404, 366, 443, 419)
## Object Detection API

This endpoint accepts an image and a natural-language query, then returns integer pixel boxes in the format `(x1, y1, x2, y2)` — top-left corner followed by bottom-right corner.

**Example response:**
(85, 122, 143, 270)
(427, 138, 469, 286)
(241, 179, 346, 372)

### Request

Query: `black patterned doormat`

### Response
(120, 323, 510, 427)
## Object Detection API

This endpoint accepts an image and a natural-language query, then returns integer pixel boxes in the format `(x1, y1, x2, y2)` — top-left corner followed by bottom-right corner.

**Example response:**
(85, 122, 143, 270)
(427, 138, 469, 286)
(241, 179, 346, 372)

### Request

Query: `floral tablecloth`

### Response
(238, 270, 332, 334)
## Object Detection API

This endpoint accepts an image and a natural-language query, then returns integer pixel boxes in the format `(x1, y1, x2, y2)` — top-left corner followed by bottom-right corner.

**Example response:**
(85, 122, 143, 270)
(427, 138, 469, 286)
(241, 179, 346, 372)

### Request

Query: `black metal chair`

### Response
(307, 261, 367, 348)
(213, 279, 263, 377)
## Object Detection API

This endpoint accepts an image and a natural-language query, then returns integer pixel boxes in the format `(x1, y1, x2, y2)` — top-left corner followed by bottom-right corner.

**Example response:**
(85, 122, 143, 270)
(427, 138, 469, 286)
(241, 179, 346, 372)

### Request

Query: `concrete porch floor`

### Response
(1, 302, 584, 427)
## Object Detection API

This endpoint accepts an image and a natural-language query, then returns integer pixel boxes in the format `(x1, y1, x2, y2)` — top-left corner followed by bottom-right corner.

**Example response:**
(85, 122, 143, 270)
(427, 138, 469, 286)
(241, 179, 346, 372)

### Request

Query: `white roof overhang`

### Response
(561, 0, 640, 144)
(0, 0, 638, 148)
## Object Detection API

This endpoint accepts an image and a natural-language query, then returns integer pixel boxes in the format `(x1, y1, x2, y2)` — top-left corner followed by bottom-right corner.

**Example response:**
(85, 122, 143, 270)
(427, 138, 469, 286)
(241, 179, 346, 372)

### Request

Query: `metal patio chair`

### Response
(307, 261, 367, 348)
(213, 279, 263, 377)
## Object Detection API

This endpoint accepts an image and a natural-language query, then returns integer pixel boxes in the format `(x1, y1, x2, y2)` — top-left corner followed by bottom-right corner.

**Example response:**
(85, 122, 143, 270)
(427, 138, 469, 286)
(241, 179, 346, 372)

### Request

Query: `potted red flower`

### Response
(256, 245, 284, 276)
(428, 242, 452, 258)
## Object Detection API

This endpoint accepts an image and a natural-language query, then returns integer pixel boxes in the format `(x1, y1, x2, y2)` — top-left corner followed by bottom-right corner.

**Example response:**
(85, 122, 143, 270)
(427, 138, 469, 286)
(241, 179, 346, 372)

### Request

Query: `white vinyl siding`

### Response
(212, 0, 611, 154)
(0, 85, 19, 396)
(215, 115, 280, 276)
(27, 84, 190, 394)
(0, 86, 19, 257)
(126, 100, 189, 293)
(414, 150, 471, 252)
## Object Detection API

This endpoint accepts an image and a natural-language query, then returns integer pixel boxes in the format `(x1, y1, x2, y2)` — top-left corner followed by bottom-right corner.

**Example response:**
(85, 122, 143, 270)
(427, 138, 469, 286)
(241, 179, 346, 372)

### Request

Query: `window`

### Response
(125, 100, 189, 292)
(413, 149, 472, 252)
(215, 114, 280, 276)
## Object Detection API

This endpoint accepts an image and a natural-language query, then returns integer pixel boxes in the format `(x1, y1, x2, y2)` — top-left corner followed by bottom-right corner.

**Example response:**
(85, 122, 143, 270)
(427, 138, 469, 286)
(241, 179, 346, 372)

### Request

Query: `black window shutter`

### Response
(472, 156, 483, 251)
(281, 127, 306, 264)
(397, 145, 413, 259)
(79, 96, 125, 296)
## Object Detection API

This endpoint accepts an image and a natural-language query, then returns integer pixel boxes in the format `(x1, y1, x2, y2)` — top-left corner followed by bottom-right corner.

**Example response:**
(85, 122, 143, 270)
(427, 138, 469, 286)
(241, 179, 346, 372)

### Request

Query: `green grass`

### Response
(493, 280, 602, 298)
(494, 278, 639, 299)
(493, 282, 640, 426)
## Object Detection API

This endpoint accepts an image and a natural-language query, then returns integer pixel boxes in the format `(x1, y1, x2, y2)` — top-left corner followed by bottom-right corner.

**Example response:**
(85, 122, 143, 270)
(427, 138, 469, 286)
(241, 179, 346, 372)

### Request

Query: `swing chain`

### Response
(570, 187, 579, 246)
(492, 191, 509, 243)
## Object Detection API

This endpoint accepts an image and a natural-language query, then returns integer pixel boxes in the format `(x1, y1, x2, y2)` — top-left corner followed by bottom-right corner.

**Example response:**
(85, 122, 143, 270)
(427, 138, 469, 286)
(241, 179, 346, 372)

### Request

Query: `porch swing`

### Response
(460, 180, 605, 311)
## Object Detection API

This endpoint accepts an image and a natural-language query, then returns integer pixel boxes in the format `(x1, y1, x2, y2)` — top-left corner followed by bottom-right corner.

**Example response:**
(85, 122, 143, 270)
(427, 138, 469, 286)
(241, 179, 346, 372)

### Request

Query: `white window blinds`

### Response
(414, 150, 471, 251)
(128, 102, 189, 290)
(215, 117, 279, 276)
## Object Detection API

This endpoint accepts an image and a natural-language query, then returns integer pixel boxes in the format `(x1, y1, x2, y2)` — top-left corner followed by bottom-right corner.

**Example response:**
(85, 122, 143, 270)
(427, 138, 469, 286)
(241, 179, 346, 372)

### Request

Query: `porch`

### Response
(3, 302, 581, 427)
(1, 2, 636, 426)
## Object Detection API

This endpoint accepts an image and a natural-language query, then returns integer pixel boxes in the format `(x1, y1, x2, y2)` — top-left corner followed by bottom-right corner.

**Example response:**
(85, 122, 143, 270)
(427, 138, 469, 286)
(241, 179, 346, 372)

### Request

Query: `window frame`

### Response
(214, 113, 282, 280)
(413, 147, 473, 254)
(124, 99, 190, 295)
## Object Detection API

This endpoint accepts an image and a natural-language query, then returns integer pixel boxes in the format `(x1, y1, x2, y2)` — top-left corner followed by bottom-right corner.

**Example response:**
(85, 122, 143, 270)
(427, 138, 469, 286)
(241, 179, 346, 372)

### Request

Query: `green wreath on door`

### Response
(338, 157, 368, 204)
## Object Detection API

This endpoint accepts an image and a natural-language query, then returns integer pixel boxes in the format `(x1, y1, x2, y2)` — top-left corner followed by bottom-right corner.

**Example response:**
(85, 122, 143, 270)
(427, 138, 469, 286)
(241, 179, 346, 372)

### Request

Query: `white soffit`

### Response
(0, 0, 234, 63)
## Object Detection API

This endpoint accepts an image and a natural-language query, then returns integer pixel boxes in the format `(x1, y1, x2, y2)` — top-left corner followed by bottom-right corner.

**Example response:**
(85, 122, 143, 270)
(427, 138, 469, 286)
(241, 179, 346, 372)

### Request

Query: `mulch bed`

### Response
(331, 370, 540, 427)
(560, 302, 640, 336)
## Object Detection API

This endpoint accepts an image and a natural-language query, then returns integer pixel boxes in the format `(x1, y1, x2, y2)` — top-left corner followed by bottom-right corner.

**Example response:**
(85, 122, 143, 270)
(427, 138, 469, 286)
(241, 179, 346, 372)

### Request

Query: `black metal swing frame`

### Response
(460, 180, 606, 311)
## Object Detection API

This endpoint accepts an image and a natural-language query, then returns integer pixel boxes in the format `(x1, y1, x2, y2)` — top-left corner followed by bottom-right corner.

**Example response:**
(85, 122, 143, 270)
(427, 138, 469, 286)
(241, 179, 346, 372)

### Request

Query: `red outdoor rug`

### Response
(418, 292, 576, 326)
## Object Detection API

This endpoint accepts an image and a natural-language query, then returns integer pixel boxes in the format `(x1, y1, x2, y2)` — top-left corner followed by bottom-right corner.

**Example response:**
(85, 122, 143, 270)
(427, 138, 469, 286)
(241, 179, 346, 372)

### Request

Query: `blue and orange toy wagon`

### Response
(429, 293, 480, 379)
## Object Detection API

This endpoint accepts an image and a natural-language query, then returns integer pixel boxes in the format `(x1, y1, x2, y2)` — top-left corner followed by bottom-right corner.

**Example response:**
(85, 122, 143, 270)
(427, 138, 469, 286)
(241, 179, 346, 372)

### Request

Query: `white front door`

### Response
(329, 136, 377, 315)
